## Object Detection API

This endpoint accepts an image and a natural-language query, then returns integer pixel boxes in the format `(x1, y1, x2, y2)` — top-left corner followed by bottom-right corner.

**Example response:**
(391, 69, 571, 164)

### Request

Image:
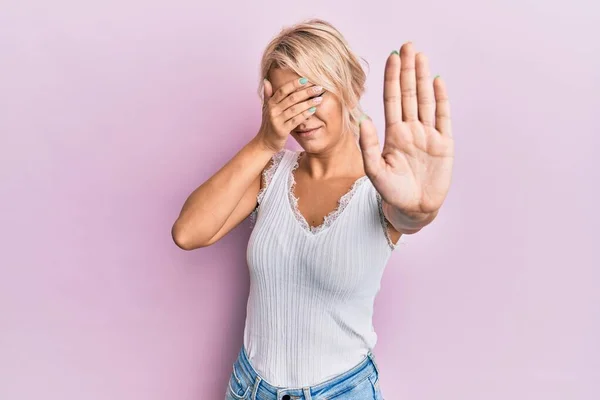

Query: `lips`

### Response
(294, 127, 321, 134)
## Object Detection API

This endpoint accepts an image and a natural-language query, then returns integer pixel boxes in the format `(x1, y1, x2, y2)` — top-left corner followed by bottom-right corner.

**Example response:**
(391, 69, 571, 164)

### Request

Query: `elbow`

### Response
(171, 221, 204, 251)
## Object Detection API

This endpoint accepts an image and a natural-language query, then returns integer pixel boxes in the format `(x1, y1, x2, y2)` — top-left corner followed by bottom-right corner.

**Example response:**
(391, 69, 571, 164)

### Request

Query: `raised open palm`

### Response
(359, 42, 454, 215)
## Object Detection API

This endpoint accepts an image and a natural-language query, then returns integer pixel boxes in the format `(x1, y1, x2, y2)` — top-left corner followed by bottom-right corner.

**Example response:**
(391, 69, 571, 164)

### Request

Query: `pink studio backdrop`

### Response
(1, 1, 598, 399)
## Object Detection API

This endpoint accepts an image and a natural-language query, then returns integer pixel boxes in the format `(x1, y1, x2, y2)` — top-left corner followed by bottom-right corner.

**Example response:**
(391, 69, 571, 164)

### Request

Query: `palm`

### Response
(359, 43, 454, 214)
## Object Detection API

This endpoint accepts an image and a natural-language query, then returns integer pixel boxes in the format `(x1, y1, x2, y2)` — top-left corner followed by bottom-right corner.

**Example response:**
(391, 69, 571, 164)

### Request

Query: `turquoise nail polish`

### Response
(309, 106, 317, 113)
(358, 114, 370, 126)
(299, 77, 308, 85)
(390, 50, 399, 55)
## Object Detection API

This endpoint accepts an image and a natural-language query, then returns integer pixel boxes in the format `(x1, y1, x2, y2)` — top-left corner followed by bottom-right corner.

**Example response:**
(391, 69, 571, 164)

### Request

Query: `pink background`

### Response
(1, 1, 598, 399)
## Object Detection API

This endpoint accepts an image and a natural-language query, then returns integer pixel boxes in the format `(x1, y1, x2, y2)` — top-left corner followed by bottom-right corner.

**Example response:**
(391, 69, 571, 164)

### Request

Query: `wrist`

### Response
(382, 201, 439, 234)
(252, 133, 282, 155)
(250, 135, 279, 157)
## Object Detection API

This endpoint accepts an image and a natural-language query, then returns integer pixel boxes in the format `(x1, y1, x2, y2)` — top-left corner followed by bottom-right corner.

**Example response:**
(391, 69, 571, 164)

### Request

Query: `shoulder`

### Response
(251, 149, 291, 227)
(365, 182, 406, 250)
(257, 148, 292, 201)
(261, 149, 290, 184)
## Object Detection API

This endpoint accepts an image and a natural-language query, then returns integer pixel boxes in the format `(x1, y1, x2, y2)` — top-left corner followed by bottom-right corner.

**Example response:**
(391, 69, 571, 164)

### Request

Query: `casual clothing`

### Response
(240, 149, 405, 390)
(225, 345, 384, 400)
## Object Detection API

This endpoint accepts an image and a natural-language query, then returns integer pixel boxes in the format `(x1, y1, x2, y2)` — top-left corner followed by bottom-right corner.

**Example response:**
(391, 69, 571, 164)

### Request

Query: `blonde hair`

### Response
(258, 19, 368, 140)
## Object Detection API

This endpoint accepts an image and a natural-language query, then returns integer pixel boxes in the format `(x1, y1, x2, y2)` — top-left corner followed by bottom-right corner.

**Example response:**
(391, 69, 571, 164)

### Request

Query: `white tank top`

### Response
(244, 148, 406, 387)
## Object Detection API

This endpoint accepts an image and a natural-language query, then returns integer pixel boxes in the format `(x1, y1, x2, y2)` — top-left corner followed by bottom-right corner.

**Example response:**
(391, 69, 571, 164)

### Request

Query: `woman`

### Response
(172, 19, 454, 400)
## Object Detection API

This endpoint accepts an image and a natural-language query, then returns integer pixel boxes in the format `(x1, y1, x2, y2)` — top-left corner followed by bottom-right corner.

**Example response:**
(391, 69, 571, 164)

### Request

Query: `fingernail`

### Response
(309, 106, 317, 113)
(390, 50, 399, 55)
(313, 96, 323, 104)
(358, 114, 370, 126)
(434, 74, 440, 79)
(313, 85, 323, 93)
(299, 77, 308, 85)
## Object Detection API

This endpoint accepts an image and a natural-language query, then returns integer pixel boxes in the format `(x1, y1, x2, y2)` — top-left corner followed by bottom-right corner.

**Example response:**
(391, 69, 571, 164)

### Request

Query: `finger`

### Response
(358, 115, 385, 179)
(416, 53, 435, 127)
(281, 94, 323, 124)
(263, 79, 273, 104)
(270, 77, 310, 105)
(284, 104, 319, 131)
(400, 42, 418, 122)
(434, 76, 452, 137)
(384, 50, 402, 127)
(279, 84, 323, 112)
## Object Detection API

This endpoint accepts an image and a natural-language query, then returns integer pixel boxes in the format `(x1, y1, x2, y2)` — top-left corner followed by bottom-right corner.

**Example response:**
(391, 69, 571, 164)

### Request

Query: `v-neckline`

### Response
(287, 150, 369, 235)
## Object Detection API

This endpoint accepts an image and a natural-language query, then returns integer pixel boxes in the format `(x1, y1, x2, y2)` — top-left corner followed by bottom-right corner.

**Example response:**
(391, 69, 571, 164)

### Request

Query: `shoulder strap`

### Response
(249, 149, 289, 227)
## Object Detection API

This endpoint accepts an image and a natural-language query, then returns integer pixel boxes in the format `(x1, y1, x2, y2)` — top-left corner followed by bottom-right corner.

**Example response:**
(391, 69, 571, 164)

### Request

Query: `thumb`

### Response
(358, 114, 384, 177)
(263, 79, 273, 104)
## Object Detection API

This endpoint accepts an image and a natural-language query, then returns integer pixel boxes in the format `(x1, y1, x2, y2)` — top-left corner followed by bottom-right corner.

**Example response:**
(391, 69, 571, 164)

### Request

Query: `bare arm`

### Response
(171, 76, 324, 250)
(171, 137, 275, 250)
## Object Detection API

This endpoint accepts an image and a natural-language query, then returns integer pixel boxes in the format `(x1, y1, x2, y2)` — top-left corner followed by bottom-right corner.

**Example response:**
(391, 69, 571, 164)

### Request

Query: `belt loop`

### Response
(303, 387, 312, 399)
(251, 375, 261, 400)
(232, 363, 242, 385)
(367, 351, 381, 376)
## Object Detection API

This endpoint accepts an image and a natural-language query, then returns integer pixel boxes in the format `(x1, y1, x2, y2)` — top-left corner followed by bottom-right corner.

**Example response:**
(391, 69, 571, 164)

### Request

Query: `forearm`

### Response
(382, 200, 439, 235)
(172, 136, 276, 246)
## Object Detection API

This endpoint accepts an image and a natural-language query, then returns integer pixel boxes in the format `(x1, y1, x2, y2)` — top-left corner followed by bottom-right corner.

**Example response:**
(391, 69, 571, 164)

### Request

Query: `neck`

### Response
(298, 134, 364, 180)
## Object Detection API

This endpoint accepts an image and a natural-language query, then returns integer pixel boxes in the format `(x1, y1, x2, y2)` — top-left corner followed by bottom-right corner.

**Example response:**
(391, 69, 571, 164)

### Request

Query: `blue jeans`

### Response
(225, 346, 384, 400)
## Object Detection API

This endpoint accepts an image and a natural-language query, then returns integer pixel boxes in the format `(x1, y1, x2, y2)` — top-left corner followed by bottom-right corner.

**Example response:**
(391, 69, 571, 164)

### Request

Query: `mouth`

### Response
(294, 127, 321, 137)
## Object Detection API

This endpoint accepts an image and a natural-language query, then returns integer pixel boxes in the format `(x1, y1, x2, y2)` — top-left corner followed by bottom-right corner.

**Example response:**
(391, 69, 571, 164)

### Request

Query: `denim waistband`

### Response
(233, 345, 380, 399)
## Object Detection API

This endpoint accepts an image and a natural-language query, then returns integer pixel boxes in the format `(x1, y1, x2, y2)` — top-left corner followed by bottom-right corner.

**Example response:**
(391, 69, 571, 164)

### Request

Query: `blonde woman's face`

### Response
(268, 68, 343, 151)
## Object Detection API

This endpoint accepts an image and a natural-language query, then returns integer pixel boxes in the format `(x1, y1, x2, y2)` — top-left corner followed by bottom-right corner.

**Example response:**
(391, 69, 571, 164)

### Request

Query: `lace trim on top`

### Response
(249, 149, 286, 228)
(288, 151, 369, 235)
(376, 191, 398, 250)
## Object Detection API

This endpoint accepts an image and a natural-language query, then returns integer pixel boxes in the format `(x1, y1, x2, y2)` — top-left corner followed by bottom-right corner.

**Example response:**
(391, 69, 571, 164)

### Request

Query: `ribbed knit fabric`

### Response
(244, 148, 406, 387)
